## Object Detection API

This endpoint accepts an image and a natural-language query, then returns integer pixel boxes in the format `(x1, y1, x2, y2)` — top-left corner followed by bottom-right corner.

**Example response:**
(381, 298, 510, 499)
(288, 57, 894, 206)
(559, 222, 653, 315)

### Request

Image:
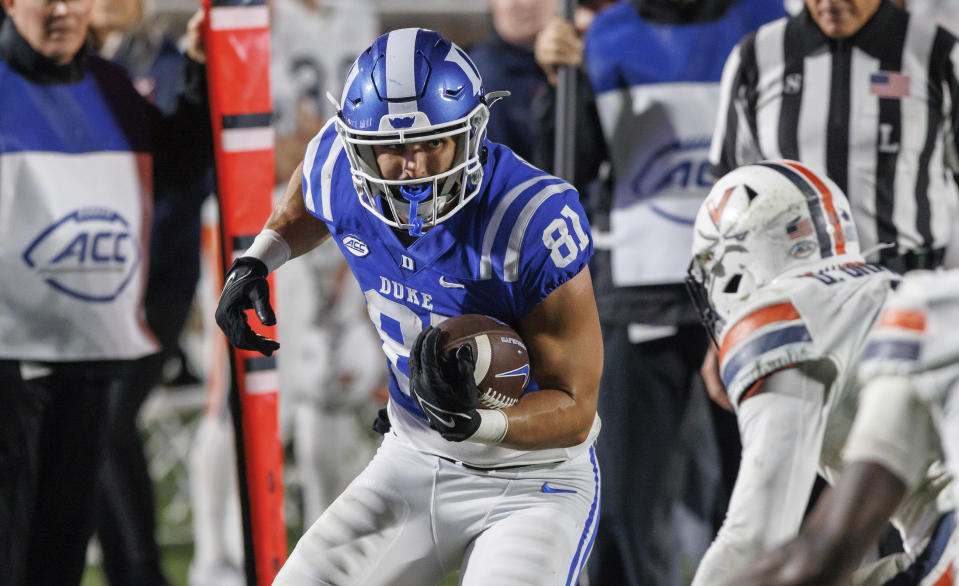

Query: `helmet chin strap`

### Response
(399, 183, 433, 236)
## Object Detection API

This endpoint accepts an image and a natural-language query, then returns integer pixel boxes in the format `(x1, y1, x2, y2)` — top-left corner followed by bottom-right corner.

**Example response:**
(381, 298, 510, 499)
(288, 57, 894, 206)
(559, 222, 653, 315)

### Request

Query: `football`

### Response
(436, 314, 530, 410)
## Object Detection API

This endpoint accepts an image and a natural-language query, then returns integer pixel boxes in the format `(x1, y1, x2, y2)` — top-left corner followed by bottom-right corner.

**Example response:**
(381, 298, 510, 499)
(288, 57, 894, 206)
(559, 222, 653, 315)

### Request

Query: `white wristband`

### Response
(469, 409, 509, 445)
(245, 229, 291, 273)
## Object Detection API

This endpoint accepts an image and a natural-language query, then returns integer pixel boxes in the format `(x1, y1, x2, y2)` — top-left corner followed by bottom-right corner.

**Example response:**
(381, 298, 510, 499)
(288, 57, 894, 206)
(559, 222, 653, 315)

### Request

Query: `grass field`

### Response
(81, 538, 462, 585)
(81, 543, 193, 586)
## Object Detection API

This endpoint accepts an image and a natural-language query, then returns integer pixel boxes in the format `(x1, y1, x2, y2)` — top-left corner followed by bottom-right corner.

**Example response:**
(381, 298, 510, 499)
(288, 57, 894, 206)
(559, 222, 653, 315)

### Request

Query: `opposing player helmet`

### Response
(334, 28, 503, 236)
(686, 160, 861, 341)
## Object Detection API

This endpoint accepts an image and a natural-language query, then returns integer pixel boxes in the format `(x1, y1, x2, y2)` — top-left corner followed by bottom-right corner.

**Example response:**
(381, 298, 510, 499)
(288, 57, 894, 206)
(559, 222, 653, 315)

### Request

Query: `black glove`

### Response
(372, 407, 391, 435)
(214, 257, 280, 356)
(408, 326, 480, 442)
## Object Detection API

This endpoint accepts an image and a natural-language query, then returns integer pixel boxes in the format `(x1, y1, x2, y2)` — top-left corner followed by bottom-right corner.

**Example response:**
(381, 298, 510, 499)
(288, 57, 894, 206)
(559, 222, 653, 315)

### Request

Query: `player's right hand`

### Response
(408, 326, 482, 442)
(215, 256, 280, 356)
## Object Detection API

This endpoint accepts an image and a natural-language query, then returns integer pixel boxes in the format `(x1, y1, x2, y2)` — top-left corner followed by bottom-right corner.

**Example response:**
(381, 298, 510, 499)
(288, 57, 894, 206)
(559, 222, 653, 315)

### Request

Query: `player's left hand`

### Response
(215, 257, 280, 356)
(409, 326, 481, 442)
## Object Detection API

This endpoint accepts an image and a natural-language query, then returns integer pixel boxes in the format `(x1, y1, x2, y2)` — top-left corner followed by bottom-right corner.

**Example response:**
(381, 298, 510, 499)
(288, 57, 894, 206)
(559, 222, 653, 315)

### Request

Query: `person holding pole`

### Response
(539, 0, 787, 583)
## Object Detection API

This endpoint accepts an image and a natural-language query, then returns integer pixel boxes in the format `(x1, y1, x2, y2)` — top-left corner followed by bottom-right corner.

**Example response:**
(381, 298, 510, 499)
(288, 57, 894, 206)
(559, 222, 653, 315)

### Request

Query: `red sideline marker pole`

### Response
(202, 1, 286, 584)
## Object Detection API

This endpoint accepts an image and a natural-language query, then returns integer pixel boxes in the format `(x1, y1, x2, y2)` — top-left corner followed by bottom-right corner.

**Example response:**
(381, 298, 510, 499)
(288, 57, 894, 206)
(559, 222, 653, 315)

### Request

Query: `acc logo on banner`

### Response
(22, 208, 140, 302)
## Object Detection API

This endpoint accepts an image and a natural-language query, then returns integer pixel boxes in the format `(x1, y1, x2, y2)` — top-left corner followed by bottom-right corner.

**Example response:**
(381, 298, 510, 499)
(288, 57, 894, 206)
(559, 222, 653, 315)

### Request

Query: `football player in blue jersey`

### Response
(215, 28, 603, 585)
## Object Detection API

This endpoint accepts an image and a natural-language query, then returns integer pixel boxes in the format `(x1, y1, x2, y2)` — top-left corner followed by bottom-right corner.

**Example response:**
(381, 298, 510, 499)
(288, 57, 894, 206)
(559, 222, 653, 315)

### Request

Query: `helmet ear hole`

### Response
(724, 274, 742, 293)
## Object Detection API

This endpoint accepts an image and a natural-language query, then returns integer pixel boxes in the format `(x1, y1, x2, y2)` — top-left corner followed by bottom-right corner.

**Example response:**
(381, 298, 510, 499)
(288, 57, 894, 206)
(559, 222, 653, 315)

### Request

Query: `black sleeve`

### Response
(529, 67, 608, 212)
(150, 58, 214, 188)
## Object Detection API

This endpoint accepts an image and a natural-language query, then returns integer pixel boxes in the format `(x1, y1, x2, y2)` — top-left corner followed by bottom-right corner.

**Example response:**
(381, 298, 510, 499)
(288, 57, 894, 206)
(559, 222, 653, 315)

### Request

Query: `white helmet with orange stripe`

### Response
(686, 159, 861, 342)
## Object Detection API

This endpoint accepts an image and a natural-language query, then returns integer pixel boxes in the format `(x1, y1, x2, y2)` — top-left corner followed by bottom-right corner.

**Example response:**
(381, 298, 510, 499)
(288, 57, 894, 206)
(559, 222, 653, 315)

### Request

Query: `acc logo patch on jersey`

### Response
(342, 234, 370, 257)
(22, 208, 140, 302)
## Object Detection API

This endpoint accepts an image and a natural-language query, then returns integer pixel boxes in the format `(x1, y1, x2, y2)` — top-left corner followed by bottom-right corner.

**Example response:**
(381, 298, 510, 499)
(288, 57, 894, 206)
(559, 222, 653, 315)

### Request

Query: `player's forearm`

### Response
(262, 163, 330, 260)
(503, 268, 602, 450)
(500, 386, 596, 450)
(693, 531, 758, 586)
(798, 462, 906, 582)
(696, 387, 824, 584)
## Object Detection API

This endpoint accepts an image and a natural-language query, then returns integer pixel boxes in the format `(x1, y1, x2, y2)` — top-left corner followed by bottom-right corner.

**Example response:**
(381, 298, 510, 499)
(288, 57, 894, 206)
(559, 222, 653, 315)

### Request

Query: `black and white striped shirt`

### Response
(710, 0, 959, 269)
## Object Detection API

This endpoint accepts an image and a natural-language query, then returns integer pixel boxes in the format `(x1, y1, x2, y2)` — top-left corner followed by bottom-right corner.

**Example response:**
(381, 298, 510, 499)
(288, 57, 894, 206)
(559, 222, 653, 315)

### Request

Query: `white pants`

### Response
(275, 434, 601, 585)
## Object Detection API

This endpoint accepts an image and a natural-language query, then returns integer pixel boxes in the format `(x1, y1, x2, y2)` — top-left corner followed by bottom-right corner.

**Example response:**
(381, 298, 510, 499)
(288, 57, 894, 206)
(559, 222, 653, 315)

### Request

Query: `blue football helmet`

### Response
(334, 28, 505, 235)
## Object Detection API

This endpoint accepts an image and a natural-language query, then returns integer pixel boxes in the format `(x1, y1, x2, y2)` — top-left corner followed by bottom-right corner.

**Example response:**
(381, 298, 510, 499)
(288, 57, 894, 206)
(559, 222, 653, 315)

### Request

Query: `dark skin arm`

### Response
(730, 461, 907, 586)
(503, 267, 603, 450)
(701, 342, 733, 412)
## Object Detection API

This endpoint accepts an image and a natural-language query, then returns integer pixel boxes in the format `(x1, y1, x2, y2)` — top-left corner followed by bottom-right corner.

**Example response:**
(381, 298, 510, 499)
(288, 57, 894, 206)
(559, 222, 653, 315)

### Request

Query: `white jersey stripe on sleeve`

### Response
(302, 133, 323, 215)
(504, 181, 573, 282)
(480, 176, 552, 279)
(320, 138, 344, 221)
(385, 28, 419, 115)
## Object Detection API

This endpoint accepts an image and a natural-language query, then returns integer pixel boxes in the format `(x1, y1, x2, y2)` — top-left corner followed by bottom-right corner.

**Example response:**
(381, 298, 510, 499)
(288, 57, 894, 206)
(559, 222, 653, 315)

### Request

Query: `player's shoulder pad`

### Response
(301, 118, 347, 222)
(718, 286, 817, 405)
(478, 144, 589, 283)
(861, 270, 959, 381)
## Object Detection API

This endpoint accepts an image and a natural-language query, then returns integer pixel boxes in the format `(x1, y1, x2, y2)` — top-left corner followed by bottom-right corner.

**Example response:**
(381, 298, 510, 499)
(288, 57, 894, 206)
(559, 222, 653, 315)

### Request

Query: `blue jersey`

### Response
(301, 121, 598, 466)
(584, 0, 786, 317)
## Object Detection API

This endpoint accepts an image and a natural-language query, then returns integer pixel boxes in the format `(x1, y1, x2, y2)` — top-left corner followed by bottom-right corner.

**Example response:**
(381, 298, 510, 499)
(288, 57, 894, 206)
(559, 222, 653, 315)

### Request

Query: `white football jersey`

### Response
(719, 262, 895, 476)
(694, 261, 954, 585)
(859, 269, 959, 521)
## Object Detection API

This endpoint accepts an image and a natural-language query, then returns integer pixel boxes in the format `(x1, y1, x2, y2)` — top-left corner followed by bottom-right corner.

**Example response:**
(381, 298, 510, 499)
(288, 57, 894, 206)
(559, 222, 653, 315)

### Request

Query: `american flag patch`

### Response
(786, 217, 813, 239)
(870, 72, 910, 98)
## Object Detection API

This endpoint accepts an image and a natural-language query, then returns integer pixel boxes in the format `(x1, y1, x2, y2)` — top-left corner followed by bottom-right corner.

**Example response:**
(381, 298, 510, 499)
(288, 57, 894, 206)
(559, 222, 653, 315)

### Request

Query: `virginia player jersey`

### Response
(860, 270, 959, 409)
(717, 262, 896, 472)
(302, 122, 600, 467)
(860, 269, 959, 504)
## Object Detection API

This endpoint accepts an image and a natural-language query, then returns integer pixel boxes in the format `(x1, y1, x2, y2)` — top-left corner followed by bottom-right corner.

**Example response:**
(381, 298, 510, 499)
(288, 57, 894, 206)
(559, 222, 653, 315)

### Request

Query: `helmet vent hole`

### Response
(446, 86, 464, 97)
(724, 274, 742, 293)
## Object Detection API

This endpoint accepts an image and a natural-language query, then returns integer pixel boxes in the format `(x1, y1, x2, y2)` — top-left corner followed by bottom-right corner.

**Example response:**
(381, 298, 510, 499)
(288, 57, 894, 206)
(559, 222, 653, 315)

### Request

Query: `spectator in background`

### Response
(540, 0, 786, 583)
(0, 0, 210, 584)
(88, 1, 213, 585)
(472, 0, 608, 207)
(469, 0, 556, 163)
(529, 1, 610, 204)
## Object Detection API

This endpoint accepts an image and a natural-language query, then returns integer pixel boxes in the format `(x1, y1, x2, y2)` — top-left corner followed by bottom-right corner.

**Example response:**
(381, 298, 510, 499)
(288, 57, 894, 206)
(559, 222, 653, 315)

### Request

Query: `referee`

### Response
(711, 0, 959, 272)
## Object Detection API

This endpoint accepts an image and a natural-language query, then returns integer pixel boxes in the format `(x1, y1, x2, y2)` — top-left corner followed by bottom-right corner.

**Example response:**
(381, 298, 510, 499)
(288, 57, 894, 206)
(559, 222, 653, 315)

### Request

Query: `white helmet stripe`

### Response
(445, 46, 481, 95)
(340, 64, 360, 111)
(385, 28, 419, 115)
